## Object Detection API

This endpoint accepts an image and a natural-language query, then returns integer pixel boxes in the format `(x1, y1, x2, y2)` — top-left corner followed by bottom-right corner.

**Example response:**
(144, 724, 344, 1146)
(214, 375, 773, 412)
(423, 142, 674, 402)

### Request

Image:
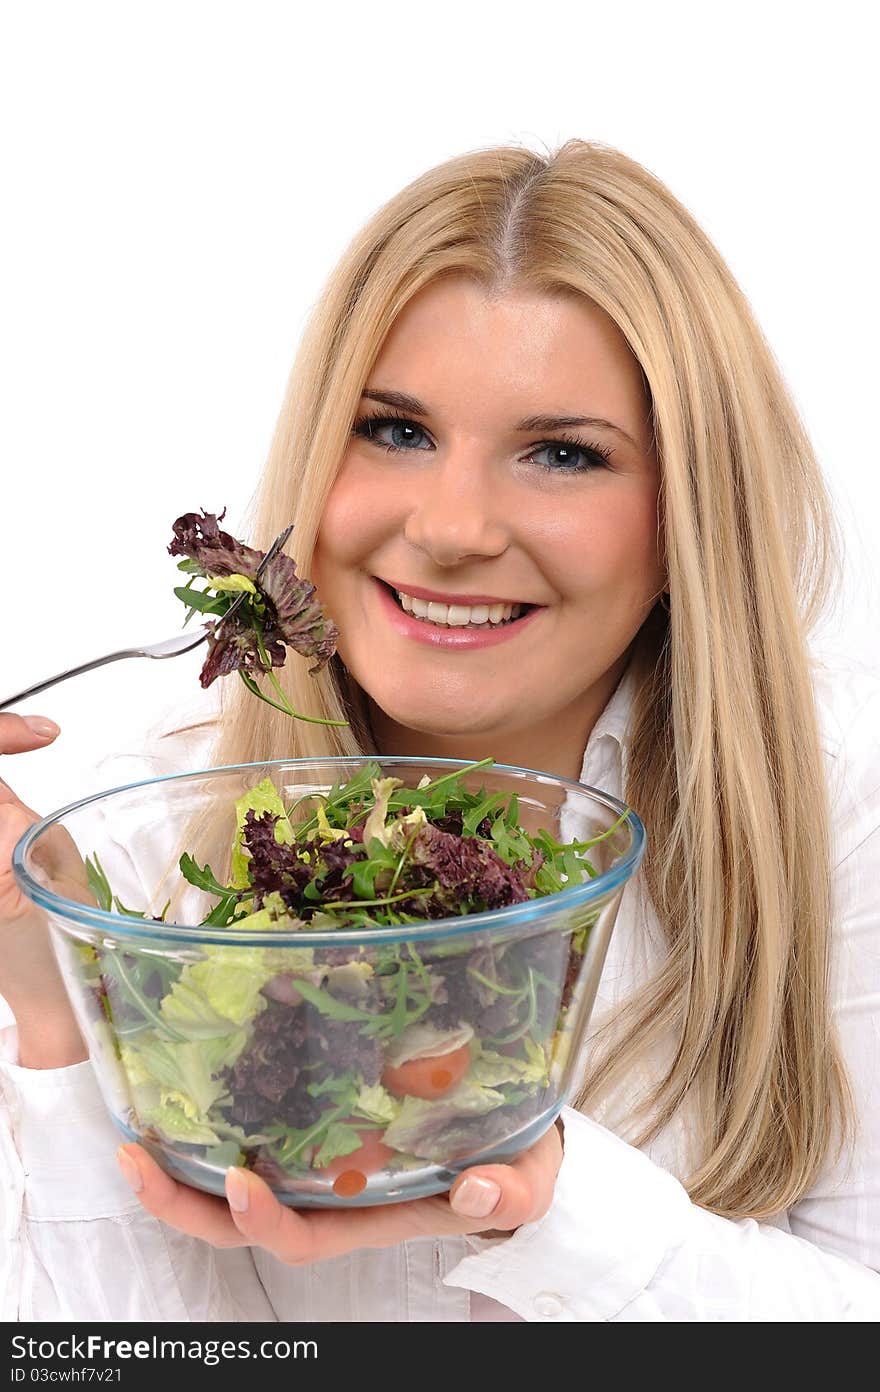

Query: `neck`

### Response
(367, 656, 628, 784)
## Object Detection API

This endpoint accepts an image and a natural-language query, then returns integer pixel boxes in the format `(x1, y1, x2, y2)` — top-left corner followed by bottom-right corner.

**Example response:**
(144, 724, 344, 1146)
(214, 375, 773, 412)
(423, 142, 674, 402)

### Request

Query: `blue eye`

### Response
(351, 414, 433, 452)
(351, 412, 614, 474)
(525, 440, 611, 473)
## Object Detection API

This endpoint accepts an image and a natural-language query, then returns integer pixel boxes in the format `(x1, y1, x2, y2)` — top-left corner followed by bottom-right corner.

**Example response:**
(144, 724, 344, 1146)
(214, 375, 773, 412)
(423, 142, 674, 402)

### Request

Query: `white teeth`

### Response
(446, 604, 477, 626)
(394, 589, 523, 627)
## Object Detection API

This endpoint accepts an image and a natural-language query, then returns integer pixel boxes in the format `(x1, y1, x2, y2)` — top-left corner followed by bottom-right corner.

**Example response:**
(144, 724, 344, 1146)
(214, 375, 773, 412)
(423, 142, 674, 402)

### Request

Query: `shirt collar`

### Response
(578, 660, 637, 786)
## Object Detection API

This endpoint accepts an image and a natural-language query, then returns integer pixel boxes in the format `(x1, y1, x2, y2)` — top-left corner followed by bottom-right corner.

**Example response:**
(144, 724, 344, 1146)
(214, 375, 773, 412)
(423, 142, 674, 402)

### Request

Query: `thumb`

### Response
(446, 1121, 563, 1232)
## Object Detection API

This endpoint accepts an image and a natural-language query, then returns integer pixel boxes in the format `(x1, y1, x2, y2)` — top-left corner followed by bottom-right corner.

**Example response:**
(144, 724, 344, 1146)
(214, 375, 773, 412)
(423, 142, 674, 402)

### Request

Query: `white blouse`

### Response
(2, 654, 879, 1322)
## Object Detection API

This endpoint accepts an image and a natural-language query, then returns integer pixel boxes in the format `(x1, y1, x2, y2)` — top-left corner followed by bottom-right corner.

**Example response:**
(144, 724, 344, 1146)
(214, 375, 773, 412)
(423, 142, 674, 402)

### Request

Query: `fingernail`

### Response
(24, 716, 60, 738)
(450, 1175, 501, 1218)
(226, 1167, 250, 1213)
(116, 1147, 144, 1193)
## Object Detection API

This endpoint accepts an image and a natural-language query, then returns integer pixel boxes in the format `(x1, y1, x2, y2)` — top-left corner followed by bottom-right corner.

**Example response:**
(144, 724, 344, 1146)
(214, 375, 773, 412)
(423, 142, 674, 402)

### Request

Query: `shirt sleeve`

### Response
(0, 705, 277, 1323)
(445, 666, 880, 1322)
(0, 1054, 277, 1322)
(444, 1103, 880, 1321)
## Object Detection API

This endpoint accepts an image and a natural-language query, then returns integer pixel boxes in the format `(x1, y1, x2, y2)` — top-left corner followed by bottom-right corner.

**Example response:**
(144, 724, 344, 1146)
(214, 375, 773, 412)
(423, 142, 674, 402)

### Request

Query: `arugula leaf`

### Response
(489, 814, 533, 866)
(349, 856, 389, 900)
(112, 896, 148, 919)
(265, 1103, 350, 1168)
(293, 762, 383, 839)
(290, 979, 377, 1024)
(102, 952, 190, 1042)
(180, 852, 242, 928)
(180, 853, 231, 897)
(87, 862, 155, 919)
(85, 854, 112, 912)
(390, 963, 410, 1037)
(306, 1070, 360, 1106)
(461, 791, 506, 835)
(171, 585, 229, 616)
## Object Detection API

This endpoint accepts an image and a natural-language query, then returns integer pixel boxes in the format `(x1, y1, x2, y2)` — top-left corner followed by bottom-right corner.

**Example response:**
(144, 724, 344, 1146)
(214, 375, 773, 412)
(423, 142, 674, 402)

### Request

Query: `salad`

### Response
(167, 507, 347, 727)
(78, 759, 619, 1198)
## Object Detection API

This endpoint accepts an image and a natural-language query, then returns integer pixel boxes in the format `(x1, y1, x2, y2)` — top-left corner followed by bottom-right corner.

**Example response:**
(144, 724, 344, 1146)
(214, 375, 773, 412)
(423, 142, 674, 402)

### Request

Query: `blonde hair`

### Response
(199, 139, 851, 1219)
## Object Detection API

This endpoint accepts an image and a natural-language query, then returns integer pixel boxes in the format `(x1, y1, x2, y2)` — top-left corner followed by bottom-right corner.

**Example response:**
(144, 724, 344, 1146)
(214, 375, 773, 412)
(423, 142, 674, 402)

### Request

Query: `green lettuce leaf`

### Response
(382, 1080, 506, 1156)
(313, 1122, 371, 1169)
(139, 1099, 223, 1146)
(468, 1039, 549, 1088)
(158, 934, 312, 1036)
(383, 1021, 474, 1069)
(226, 890, 309, 938)
(353, 1083, 401, 1124)
(121, 1029, 246, 1119)
(202, 1140, 246, 1167)
(160, 953, 271, 1035)
(206, 572, 257, 594)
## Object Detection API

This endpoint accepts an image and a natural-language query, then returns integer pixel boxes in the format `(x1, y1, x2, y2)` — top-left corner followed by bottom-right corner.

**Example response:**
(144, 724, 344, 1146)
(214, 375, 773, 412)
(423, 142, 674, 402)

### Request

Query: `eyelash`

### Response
(350, 410, 614, 474)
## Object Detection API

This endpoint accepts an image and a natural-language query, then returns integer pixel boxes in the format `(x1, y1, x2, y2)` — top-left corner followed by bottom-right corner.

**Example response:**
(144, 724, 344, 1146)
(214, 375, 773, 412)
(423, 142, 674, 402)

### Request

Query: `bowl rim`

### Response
(13, 754, 646, 947)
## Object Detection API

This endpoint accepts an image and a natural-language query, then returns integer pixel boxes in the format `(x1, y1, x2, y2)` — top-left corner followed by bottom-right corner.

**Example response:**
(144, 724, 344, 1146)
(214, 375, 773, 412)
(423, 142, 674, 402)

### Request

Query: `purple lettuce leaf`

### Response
(240, 810, 313, 907)
(168, 507, 264, 579)
(401, 823, 531, 916)
(168, 508, 340, 687)
(222, 999, 382, 1128)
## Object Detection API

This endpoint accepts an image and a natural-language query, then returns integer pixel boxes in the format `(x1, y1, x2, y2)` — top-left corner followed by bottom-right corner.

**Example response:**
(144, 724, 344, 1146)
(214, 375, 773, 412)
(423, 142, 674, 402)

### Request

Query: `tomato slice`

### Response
(381, 1042, 472, 1100)
(323, 1123, 396, 1198)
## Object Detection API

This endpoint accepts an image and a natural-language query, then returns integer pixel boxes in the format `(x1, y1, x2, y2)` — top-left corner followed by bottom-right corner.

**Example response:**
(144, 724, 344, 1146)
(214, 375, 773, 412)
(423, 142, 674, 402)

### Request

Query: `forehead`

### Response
(368, 275, 648, 430)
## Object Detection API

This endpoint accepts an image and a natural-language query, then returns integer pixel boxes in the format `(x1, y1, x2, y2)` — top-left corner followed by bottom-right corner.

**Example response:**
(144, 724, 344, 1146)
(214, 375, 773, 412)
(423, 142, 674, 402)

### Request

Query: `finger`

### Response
(0, 801, 37, 857)
(223, 1122, 564, 1264)
(0, 801, 43, 921)
(0, 713, 61, 759)
(221, 1165, 449, 1263)
(0, 776, 39, 820)
(448, 1121, 563, 1230)
(0, 714, 58, 818)
(116, 1144, 248, 1249)
(0, 785, 101, 923)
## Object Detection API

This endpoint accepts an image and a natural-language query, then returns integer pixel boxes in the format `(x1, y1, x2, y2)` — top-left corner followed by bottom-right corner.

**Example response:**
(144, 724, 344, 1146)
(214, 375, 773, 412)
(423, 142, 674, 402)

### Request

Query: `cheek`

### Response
(313, 457, 394, 576)
(542, 487, 662, 599)
(317, 469, 368, 564)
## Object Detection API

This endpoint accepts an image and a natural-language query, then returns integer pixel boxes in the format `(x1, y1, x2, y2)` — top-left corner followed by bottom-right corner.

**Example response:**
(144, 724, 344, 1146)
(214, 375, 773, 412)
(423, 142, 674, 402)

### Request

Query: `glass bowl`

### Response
(13, 756, 645, 1206)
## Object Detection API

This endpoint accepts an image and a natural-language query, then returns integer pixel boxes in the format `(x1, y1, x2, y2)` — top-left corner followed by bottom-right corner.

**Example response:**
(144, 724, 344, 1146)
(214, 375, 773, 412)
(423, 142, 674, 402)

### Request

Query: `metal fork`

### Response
(0, 523, 294, 712)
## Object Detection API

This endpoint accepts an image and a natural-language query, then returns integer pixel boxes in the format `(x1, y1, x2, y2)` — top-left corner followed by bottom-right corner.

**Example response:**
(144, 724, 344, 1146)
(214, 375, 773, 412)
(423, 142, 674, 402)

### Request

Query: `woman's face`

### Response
(311, 275, 664, 779)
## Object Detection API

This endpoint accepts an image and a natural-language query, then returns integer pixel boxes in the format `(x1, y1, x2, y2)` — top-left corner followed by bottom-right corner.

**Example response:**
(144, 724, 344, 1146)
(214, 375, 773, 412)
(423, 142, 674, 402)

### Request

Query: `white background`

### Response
(2, 0, 878, 816)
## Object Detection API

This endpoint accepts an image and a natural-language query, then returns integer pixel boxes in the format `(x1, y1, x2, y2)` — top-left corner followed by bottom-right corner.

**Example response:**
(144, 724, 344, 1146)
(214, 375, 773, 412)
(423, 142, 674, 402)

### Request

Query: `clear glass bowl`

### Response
(13, 756, 645, 1206)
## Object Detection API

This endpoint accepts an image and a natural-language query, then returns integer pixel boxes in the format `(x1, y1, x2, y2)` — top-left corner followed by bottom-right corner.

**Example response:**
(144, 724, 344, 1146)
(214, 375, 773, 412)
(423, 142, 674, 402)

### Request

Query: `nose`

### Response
(402, 449, 510, 567)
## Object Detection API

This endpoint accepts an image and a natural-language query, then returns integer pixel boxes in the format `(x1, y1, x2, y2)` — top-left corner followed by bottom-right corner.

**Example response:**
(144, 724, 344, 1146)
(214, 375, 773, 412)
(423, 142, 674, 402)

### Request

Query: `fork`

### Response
(0, 523, 294, 712)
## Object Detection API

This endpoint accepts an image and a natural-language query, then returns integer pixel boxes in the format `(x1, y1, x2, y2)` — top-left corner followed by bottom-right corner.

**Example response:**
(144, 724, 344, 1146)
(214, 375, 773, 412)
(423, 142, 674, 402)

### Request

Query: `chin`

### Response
(389, 710, 494, 738)
(370, 691, 507, 739)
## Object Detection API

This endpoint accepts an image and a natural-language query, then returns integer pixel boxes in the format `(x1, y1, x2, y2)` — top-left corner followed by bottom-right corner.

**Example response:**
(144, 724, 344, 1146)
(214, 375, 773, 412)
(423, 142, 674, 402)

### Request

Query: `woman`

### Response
(1, 139, 878, 1321)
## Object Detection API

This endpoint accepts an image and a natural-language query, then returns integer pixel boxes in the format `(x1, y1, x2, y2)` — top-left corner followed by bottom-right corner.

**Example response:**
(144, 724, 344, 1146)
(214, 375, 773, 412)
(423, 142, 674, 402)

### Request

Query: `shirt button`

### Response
(533, 1292, 565, 1318)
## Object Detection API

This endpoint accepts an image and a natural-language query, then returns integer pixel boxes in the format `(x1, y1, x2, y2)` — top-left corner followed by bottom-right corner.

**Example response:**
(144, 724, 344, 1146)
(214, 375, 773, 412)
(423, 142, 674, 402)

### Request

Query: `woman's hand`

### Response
(0, 712, 88, 1067)
(116, 1120, 563, 1262)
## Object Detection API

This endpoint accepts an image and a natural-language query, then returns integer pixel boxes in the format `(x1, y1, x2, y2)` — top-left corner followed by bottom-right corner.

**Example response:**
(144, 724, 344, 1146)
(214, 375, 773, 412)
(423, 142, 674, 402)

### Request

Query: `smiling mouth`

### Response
(377, 579, 538, 629)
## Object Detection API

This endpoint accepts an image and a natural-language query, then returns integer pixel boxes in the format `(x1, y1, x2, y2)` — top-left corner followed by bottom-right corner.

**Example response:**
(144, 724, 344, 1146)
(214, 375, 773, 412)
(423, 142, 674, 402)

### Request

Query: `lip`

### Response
(372, 577, 544, 650)
(380, 578, 536, 607)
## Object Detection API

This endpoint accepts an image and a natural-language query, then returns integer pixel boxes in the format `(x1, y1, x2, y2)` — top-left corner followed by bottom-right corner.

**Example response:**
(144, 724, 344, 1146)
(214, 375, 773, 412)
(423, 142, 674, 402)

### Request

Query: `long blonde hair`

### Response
(197, 139, 851, 1219)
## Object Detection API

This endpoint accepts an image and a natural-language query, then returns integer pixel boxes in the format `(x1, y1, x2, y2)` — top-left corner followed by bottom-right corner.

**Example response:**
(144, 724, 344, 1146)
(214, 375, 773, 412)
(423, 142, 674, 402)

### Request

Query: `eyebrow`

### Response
(361, 388, 639, 448)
